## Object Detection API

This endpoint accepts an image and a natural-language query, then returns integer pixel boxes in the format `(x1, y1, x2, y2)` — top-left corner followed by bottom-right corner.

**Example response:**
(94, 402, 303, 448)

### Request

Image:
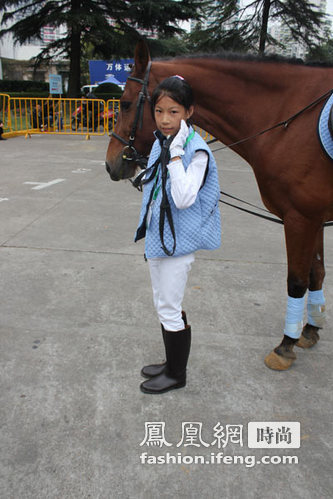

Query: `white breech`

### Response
(148, 253, 195, 331)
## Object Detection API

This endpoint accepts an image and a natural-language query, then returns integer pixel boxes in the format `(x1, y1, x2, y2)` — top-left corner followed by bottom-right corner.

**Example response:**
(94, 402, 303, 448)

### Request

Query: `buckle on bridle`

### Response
(122, 144, 135, 161)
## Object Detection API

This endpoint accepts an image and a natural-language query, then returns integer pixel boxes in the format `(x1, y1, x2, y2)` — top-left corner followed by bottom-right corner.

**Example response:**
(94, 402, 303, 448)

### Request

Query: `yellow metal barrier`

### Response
(0, 94, 120, 138)
(0, 93, 10, 135)
(193, 125, 214, 142)
(106, 99, 119, 135)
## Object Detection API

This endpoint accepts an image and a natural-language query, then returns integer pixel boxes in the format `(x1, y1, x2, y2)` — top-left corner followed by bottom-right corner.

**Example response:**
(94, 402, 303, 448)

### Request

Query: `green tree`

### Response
(306, 38, 333, 64)
(0, 0, 202, 96)
(190, 0, 327, 54)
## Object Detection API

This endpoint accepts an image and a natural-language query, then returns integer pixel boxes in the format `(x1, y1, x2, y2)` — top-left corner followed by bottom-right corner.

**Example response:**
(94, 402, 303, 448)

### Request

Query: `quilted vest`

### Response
(135, 127, 221, 258)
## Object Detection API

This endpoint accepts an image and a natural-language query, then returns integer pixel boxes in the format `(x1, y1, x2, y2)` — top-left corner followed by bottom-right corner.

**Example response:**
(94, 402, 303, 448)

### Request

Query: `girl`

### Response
(135, 76, 221, 394)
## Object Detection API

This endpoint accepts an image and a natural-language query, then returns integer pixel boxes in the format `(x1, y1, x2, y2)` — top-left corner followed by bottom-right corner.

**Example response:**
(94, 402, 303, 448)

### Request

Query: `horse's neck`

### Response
(152, 58, 320, 159)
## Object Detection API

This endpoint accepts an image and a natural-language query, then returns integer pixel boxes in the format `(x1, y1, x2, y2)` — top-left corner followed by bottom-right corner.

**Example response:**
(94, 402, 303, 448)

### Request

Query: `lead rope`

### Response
(159, 137, 177, 256)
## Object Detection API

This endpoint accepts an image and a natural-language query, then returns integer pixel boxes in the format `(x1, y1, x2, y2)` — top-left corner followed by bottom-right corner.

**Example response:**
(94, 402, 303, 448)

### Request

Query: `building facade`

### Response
(0, 9, 67, 82)
(267, 0, 329, 59)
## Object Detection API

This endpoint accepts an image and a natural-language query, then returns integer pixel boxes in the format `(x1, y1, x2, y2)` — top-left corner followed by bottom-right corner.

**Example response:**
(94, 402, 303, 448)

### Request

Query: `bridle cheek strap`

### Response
(111, 61, 152, 170)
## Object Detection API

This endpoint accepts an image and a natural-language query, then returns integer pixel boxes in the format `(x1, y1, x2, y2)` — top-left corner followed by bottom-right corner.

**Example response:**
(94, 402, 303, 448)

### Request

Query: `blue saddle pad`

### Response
(318, 92, 333, 160)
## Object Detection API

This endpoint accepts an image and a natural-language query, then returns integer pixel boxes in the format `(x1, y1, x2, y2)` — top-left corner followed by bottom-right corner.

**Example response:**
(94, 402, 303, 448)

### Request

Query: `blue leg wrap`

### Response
(284, 296, 305, 339)
(307, 289, 326, 328)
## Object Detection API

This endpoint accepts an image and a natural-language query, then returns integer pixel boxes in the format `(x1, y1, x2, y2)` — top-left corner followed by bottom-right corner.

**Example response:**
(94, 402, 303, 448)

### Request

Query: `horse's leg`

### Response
(297, 227, 326, 348)
(264, 215, 322, 370)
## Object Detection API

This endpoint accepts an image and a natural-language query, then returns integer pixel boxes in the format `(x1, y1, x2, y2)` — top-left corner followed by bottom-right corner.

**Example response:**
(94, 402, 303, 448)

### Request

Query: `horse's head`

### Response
(105, 41, 156, 181)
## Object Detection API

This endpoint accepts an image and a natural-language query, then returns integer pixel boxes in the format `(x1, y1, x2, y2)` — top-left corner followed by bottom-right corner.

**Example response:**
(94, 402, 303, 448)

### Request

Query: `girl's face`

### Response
(154, 95, 194, 137)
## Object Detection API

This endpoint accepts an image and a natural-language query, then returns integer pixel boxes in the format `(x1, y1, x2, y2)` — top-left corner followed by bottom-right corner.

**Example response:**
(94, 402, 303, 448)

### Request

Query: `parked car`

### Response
(81, 84, 98, 95)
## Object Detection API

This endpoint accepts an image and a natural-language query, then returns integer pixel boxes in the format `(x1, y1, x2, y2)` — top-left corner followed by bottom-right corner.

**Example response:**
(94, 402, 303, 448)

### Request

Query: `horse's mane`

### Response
(157, 51, 333, 68)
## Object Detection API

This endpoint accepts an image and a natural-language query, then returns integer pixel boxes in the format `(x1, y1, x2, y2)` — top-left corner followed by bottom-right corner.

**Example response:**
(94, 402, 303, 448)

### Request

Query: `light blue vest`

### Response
(135, 128, 221, 258)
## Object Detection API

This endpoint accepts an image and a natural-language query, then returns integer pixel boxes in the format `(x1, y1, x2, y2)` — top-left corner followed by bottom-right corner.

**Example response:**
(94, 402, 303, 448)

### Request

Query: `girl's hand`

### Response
(169, 120, 189, 159)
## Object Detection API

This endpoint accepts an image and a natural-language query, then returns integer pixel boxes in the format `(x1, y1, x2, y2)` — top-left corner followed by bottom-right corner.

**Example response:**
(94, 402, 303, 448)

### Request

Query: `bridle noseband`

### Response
(111, 61, 152, 170)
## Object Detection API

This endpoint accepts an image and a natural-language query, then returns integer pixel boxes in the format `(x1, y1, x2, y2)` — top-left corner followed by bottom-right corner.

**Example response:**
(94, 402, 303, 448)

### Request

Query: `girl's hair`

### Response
(151, 76, 194, 115)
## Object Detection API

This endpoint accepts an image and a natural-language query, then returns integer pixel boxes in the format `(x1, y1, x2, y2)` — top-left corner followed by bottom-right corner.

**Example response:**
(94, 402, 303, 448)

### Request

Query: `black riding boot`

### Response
(141, 311, 187, 378)
(140, 325, 191, 394)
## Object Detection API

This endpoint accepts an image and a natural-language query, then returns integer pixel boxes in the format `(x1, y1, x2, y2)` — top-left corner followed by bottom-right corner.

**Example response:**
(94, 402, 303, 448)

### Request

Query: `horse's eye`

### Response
(120, 101, 131, 112)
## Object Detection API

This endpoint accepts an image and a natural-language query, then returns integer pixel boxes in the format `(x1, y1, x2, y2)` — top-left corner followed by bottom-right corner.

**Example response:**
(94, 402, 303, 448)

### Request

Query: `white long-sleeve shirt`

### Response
(167, 150, 209, 209)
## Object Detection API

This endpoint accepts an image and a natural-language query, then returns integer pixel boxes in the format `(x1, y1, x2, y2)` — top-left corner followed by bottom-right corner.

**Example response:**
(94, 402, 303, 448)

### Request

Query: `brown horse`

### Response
(106, 40, 333, 371)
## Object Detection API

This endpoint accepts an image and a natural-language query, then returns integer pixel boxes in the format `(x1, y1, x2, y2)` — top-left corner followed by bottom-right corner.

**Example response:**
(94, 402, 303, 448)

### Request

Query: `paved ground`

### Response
(0, 134, 332, 499)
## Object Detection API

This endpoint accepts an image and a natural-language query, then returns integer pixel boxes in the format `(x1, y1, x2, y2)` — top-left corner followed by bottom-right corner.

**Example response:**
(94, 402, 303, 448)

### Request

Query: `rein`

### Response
(219, 191, 333, 227)
(219, 191, 283, 225)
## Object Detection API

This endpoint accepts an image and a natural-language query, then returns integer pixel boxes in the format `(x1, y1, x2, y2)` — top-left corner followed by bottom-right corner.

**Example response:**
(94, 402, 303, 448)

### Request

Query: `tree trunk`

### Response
(67, 0, 82, 97)
(259, 0, 271, 53)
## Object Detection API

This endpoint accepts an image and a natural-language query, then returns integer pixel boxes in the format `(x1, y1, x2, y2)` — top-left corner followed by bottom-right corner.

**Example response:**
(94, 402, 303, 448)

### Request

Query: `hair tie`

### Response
(172, 74, 185, 80)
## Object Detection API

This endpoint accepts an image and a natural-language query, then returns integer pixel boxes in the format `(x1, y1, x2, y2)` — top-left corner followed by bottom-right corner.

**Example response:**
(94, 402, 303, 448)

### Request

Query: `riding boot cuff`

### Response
(140, 311, 187, 378)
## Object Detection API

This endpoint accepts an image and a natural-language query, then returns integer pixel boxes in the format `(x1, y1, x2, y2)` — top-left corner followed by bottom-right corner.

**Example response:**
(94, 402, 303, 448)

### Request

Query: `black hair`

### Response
(151, 76, 194, 117)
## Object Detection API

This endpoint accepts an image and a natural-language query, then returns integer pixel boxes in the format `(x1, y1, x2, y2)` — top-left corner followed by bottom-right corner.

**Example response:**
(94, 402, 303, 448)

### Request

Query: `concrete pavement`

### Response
(0, 134, 332, 498)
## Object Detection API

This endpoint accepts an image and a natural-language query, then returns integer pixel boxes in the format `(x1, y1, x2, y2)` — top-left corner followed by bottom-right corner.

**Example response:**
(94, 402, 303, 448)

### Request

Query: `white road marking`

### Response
(71, 168, 92, 173)
(24, 179, 65, 190)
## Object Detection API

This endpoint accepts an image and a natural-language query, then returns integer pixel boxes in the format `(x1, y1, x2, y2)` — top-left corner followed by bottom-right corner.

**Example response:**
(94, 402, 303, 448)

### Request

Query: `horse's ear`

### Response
(134, 40, 151, 76)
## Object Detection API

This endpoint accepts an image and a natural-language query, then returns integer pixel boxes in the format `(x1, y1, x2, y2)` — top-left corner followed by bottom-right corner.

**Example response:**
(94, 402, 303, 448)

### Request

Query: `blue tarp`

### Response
(97, 75, 122, 86)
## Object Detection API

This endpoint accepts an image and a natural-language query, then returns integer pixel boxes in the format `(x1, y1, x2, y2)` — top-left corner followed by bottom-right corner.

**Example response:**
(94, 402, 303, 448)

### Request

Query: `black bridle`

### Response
(111, 61, 152, 170)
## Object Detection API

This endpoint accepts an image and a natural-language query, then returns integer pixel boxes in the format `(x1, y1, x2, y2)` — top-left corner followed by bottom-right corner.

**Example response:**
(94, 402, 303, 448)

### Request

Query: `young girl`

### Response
(135, 76, 221, 394)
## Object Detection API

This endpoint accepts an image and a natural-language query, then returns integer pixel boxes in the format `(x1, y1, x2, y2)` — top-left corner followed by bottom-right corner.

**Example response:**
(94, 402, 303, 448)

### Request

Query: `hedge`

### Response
(94, 82, 122, 100)
(4, 92, 52, 98)
(0, 80, 49, 92)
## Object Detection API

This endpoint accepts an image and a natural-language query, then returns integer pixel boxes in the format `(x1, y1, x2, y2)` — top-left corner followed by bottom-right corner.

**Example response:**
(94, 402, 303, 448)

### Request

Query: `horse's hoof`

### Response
(296, 324, 320, 349)
(264, 350, 295, 371)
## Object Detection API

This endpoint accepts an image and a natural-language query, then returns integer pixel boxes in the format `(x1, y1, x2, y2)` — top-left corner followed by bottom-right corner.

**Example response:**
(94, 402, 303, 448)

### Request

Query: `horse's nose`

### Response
(105, 161, 119, 181)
